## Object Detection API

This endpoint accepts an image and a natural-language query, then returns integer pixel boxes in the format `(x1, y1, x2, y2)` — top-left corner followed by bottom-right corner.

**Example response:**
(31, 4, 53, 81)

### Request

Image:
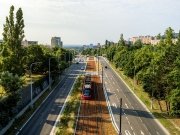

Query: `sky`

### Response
(0, 0, 180, 45)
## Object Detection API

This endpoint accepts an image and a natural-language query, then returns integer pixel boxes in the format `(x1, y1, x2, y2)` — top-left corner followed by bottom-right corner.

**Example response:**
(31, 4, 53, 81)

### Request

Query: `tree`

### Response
(118, 34, 125, 46)
(0, 71, 25, 94)
(169, 89, 180, 116)
(0, 71, 25, 127)
(176, 30, 180, 45)
(165, 27, 174, 45)
(156, 33, 161, 40)
(105, 40, 108, 49)
(2, 5, 25, 52)
(1, 5, 26, 76)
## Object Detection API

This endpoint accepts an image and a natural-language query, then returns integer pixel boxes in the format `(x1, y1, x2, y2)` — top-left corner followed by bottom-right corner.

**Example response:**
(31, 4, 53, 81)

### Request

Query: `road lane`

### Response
(100, 57, 169, 135)
(17, 61, 86, 135)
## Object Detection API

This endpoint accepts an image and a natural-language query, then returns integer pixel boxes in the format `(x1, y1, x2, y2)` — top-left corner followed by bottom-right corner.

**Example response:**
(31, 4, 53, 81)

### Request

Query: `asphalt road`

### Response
(17, 60, 86, 135)
(99, 57, 169, 135)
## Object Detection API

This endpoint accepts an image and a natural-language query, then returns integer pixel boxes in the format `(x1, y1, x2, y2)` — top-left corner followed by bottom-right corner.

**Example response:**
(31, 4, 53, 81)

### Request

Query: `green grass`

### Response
(56, 75, 83, 135)
(110, 63, 180, 135)
(24, 74, 44, 87)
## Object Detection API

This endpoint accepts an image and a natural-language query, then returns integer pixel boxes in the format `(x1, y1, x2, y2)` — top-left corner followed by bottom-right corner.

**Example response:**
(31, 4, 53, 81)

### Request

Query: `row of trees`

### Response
(0, 5, 74, 94)
(0, 5, 74, 127)
(83, 27, 180, 117)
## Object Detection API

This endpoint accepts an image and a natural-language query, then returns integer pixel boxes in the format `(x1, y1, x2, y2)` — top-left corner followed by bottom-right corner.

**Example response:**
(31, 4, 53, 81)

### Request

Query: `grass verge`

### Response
(56, 75, 84, 135)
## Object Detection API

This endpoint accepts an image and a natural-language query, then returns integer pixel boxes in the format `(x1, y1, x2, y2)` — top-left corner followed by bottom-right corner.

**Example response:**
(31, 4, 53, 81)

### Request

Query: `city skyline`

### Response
(0, 0, 180, 45)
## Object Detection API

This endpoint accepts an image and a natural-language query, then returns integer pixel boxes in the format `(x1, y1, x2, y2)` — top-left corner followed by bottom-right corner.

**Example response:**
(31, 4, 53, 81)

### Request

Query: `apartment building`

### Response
(21, 39, 38, 46)
(130, 35, 154, 44)
(151, 39, 178, 45)
(51, 37, 63, 47)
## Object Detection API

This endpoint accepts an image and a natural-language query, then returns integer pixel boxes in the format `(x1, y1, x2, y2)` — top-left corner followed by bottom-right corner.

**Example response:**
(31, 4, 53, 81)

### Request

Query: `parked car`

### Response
(76, 62, 79, 64)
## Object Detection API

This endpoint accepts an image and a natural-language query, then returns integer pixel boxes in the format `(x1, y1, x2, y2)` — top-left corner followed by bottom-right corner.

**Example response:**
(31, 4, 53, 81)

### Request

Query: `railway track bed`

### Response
(75, 57, 117, 135)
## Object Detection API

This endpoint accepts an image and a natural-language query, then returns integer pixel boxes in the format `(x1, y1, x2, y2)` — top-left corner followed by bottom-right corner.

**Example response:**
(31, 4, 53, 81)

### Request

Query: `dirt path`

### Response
(75, 56, 117, 135)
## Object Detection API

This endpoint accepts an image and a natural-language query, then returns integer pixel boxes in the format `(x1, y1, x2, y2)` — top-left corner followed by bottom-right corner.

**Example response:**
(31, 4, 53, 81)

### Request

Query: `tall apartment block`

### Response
(51, 37, 63, 47)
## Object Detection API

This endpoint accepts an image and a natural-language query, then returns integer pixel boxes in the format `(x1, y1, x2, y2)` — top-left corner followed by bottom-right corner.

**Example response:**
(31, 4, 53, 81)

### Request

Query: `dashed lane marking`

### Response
(125, 103, 129, 108)
(112, 103, 117, 108)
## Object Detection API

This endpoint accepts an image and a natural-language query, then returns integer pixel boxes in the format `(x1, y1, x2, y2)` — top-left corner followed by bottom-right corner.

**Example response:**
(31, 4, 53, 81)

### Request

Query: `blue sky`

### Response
(0, 0, 180, 45)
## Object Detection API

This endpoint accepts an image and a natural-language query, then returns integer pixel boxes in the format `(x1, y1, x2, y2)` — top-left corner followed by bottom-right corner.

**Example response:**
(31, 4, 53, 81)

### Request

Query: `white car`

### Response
(81, 67, 84, 70)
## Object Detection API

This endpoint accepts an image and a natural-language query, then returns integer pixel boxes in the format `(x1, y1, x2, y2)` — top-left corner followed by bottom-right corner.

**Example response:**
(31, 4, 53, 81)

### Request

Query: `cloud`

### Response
(0, 0, 180, 44)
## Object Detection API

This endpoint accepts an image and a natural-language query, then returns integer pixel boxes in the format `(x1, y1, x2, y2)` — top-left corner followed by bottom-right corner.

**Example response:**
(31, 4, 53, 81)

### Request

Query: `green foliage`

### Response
(0, 93, 21, 127)
(118, 34, 125, 46)
(58, 76, 83, 134)
(34, 77, 44, 91)
(169, 89, 180, 116)
(0, 71, 25, 94)
(2, 5, 26, 76)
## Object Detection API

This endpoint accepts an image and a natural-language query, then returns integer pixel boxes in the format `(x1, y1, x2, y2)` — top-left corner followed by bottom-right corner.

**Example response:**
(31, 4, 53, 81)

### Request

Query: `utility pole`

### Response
(119, 98, 122, 135)
(98, 55, 99, 75)
(102, 67, 103, 90)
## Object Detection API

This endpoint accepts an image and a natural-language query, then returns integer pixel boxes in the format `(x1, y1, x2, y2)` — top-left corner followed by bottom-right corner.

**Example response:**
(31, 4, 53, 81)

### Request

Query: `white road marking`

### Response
(105, 82, 107, 84)
(131, 126, 133, 130)
(112, 103, 117, 108)
(125, 130, 131, 135)
(125, 103, 129, 108)
(128, 121, 130, 124)
(156, 131, 160, 135)
(124, 113, 126, 115)
(40, 119, 43, 125)
(143, 124, 148, 130)
(107, 88, 111, 92)
(141, 130, 144, 135)
(133, 132, 136, 135)
(117, 89, 119, 92)
(126, 117, 128, 120)
(139, 117, 142, 122)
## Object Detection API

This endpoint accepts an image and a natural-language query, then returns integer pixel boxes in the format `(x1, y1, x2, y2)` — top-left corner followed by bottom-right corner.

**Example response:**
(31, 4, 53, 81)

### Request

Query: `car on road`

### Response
(76, 62, 79, 64)
(81, 66, 84, 70)
(105, 66, 107, 68)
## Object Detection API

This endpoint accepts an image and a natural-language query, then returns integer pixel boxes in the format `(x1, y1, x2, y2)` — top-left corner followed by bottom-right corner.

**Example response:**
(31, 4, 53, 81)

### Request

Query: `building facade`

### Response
(51, 37, 63, 47)
(21, 39, 38, 46)
(130, 35, 154, 44)
(151, 39, 178, 45)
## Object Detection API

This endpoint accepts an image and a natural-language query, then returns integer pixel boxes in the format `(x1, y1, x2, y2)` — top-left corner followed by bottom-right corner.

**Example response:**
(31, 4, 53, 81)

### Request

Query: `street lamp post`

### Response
(147, 62, 155, 109)
(102, 66, 103, 90)
(133, 66, 136, 90)
(30, 62, 42, 108)
(98, 55, 99, 75)
(69, 52, 70, 67)
(151, 64, 155, 109)
(119, 98, 122, 135)
(58, 57, 60, 80)
(64, 52, 70, 68)
(49, 57, 56, 88)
